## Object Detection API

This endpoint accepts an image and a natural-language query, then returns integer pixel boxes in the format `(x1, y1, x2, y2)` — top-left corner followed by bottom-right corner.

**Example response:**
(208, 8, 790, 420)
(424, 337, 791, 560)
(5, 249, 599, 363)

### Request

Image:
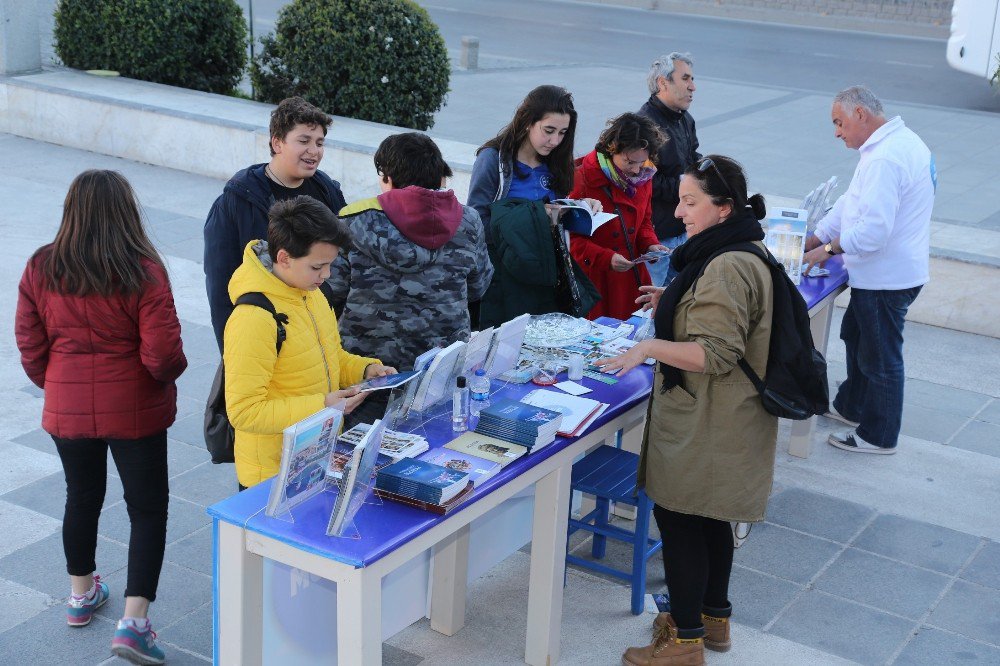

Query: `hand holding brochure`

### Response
(551, 199, 618, 236)
(350, 370, 422, 393)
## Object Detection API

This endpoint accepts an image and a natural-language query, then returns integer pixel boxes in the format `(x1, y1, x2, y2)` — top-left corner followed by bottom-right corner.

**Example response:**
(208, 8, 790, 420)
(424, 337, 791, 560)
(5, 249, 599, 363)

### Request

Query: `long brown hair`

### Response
(478, 85, 578, 196)
(43, 170, 164, 296)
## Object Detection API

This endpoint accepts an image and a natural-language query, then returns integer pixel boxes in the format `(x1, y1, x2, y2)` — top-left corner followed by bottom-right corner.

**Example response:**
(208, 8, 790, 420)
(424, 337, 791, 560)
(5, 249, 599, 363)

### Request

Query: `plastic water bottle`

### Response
(469, 368, 491, 415)
(452, 376, 469, 432)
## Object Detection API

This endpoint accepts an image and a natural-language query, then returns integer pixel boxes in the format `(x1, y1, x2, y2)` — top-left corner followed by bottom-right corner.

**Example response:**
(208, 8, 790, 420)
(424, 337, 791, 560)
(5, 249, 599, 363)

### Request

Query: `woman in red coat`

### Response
(15, 170, 186, 664)
(569, 113, 669, 320)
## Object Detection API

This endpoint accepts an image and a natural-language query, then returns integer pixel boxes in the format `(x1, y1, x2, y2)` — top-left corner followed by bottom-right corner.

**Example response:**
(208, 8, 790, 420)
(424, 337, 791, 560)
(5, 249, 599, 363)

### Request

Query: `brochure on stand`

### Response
(326, 418, 386, 537)
(460, 327, 495, 377)
(551, 198, 618, 236)
(765, 207, 808, 285)
(408, 340, 465, 413)
(484, 313, 530, 378)
(397, 347, 440, 419)
(266, 407, 344, 518)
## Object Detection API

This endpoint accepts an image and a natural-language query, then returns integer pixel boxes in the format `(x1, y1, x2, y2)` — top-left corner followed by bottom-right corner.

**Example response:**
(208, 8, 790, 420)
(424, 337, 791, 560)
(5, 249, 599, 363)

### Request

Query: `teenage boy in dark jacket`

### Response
(328, 133, 493, 425)
(203, 97, 347, 349)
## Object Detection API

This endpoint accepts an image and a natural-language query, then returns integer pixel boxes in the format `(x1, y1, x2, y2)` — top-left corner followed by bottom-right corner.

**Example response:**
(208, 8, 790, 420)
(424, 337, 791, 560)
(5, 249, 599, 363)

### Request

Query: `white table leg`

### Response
(216, 521, 263, 666)
(525, 464, 572, 666)
(337, 567, 382, 665)
(430, 522, 470, 635)
(791, 291, 843, 458)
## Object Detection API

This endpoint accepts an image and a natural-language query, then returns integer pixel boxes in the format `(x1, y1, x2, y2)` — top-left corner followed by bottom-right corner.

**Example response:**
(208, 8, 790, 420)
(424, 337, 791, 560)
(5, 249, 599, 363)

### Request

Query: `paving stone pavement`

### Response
(0, 127, 998, 663)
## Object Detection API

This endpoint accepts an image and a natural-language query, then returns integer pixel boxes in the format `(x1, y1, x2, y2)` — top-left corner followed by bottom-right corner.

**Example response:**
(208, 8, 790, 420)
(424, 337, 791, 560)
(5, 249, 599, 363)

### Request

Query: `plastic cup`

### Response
(567, 355, 585, 381)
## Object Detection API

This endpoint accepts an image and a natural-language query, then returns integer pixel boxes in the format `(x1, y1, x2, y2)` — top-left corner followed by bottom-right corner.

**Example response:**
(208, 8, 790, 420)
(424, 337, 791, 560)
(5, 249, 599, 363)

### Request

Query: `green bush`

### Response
(54, 0, 247, 95)
(252, 0, 450, 131)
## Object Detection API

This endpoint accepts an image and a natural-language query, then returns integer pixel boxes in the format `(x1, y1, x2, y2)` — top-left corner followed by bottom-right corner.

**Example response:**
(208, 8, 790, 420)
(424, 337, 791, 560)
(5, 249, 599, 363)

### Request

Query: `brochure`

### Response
(444, 431, 529, 466)
(522, 389, 607, 438)
(484, 313, 530, 378)
(551, 198, 618, 236)
(326, 418, 386, 537)
(460, 327, 495, 377)
(351, 370, 423, 393)
(266, 407, 344, 517)
(375, 458, 470, 504)
(420, 449, 501, 487)
(374, 482, 474, 515)
(339, 422, 429, 459)
(409, 340, 465, 413)
(397, 347, 440, 419)
(765, 206, 808, 285)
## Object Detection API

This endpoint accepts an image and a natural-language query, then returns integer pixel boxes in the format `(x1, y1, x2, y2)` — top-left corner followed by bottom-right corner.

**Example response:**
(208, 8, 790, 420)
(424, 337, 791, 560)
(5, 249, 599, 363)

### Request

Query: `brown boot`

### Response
(701, 612, 731, 652)
(623, 621, 705, 666)
(653, 611, 730, 652)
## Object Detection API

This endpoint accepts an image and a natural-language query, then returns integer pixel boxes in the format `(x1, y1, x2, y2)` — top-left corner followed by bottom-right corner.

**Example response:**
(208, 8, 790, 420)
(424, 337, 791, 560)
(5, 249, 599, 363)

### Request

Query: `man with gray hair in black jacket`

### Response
(638, 52, 701, 286)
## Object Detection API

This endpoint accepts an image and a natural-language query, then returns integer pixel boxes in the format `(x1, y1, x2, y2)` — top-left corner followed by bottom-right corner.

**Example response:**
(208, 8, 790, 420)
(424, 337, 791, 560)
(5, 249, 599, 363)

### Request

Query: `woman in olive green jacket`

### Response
(598, 155, 777, 666)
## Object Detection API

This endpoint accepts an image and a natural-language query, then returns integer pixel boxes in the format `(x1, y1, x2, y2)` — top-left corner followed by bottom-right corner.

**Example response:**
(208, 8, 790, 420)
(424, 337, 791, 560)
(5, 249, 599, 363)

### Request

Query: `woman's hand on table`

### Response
(610, 253, 634, 272)
(636, 285, 664, 312)
(594, 341, 648, 376)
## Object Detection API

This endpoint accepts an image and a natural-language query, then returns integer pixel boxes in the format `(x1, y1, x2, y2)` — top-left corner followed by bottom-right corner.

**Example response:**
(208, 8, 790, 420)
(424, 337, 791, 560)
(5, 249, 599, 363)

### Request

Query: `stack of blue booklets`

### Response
(474, 398, 563, 451)
(375, 458, 471, 505)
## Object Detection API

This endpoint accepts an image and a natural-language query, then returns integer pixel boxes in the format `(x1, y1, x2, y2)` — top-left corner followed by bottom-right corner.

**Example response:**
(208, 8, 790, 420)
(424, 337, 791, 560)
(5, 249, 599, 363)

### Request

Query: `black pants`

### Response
(653, 505, 734, 631)
(53, 432, 169, 602)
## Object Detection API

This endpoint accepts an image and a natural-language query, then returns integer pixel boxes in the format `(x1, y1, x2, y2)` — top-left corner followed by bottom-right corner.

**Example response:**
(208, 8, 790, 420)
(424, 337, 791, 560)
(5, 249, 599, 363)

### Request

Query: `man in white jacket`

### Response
(804, 85, 936, 455)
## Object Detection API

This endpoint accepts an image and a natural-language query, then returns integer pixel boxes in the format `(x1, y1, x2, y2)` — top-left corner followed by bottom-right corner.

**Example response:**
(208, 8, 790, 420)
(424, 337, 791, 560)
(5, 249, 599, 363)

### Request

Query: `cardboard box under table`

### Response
(208, 349, 653, 666)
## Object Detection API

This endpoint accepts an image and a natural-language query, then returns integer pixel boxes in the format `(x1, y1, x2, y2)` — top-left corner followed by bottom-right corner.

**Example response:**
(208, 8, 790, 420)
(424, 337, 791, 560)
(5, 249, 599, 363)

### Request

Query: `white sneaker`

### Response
(828, 429, 896, 455)
(824, 405, 860, 427)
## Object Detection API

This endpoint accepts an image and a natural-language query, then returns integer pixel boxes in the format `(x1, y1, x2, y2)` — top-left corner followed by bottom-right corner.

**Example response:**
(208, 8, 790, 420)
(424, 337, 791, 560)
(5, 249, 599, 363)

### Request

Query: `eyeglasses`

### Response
(696, 157, 735, 201)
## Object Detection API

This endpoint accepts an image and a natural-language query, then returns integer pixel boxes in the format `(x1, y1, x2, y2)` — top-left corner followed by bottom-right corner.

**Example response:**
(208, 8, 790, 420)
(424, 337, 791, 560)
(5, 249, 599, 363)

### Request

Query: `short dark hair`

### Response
(594, 113, 666, 163)
(267, 196, 351, 259)
(373, 132, 453, 190)
(269, 97, 332, 156)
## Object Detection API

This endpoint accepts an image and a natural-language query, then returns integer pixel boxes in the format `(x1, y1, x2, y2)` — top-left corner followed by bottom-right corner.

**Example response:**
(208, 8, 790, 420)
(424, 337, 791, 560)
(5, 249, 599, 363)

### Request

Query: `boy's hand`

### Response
(325, 386, 367, 413)
(364, 363, 397, 380)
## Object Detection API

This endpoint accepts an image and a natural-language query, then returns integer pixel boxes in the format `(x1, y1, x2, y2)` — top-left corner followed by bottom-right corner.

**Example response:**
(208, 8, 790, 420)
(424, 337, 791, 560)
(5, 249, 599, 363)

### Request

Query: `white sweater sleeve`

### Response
(814, 193, 845, 243)
(839, 159, 903, 256)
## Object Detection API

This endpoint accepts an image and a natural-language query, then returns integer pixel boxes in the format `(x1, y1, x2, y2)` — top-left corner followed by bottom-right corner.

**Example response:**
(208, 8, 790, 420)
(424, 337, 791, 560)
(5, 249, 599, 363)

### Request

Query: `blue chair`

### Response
(567, 444, 663, 615)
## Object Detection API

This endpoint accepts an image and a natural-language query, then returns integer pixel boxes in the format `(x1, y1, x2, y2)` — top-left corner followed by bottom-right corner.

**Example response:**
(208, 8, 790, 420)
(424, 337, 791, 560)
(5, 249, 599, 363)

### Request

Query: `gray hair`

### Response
(834, 85, 884, 118)
(647, 52, 694, 94)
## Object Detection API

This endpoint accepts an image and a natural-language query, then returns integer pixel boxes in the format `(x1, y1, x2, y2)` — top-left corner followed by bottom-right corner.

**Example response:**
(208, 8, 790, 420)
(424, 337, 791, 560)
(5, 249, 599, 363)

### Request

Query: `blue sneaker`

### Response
(66, 575, 109, 626)
(111, 619, 165, 665)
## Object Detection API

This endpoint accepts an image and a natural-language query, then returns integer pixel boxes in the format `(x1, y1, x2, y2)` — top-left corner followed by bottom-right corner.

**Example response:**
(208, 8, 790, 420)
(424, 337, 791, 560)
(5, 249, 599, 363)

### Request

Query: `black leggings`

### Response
(53, 432, 169, 602)
(653, 505, 734, 631)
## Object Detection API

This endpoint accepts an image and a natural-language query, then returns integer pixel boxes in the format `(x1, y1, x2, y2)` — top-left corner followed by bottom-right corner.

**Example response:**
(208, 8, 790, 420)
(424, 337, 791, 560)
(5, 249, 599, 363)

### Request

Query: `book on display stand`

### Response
(265, 406, 344, 520)
(326, 418, 387, 538)
(483, 313, 530, 379)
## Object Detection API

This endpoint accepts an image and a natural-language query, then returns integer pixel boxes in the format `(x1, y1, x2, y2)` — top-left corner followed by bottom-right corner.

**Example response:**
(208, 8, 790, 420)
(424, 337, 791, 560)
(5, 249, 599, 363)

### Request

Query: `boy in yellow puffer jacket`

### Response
(224, 196, 396, 488)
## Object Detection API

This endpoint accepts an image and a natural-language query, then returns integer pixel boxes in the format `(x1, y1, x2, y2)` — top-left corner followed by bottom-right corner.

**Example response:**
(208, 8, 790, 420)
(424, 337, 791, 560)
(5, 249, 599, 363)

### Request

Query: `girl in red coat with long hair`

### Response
(569, 113, 669, 320)
(15, 170, 186, 664)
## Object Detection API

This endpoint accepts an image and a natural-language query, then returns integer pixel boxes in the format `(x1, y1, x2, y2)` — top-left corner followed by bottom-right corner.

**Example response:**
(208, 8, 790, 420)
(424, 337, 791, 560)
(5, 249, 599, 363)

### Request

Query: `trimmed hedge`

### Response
(54, 0, 247, 95)
(252, 0, 450, 130)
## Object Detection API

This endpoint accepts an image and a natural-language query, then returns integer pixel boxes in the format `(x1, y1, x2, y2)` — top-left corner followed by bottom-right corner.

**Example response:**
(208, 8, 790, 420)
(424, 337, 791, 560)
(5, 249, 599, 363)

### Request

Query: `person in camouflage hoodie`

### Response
(328, 133, 493, 404)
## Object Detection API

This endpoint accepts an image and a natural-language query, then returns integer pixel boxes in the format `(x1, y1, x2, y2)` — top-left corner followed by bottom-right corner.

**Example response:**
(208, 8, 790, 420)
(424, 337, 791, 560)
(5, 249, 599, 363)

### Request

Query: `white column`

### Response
(0, 0, 41, 75)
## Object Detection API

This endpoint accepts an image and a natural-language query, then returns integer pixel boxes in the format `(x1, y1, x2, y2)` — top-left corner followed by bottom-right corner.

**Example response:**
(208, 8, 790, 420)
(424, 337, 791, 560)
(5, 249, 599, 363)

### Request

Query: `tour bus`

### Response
(947, 0, 1000, 80)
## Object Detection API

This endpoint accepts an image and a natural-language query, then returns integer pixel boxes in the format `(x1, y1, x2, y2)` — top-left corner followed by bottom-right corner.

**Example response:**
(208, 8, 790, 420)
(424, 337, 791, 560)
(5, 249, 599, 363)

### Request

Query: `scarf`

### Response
(653, 208, 765, 392)
(597, 151, 656, 198)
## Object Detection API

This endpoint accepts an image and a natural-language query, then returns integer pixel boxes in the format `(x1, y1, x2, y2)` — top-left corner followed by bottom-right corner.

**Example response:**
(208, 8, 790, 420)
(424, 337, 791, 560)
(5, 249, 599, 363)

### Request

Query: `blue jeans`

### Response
(646, 232, 688, 287)
(833, 286, 921, 449)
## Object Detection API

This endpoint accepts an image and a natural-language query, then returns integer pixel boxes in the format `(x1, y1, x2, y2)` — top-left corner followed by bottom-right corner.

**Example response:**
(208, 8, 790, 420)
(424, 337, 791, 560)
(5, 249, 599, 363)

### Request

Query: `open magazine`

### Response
(551, 198, 618, 236)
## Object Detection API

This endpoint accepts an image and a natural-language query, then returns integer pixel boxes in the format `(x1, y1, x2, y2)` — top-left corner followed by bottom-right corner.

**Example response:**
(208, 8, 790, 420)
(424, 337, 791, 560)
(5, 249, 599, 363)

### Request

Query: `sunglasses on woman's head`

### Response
(696, 157, 735, 201)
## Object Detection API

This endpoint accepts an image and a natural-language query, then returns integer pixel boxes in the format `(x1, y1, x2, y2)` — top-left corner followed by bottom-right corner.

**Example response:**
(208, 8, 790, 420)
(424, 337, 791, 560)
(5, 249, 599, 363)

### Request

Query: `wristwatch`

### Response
(824, 242, 837, 255)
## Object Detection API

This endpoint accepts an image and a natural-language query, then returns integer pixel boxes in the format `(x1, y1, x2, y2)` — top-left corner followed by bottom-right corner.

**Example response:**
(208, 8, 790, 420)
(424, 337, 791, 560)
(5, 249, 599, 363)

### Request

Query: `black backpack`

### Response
(203, 284, 335, 464)
(698, 243, 829, 420)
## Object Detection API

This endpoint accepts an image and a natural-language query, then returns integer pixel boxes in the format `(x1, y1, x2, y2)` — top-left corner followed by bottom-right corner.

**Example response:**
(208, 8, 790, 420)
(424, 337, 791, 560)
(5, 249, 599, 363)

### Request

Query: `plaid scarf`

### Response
(597, 151, 656, 198)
